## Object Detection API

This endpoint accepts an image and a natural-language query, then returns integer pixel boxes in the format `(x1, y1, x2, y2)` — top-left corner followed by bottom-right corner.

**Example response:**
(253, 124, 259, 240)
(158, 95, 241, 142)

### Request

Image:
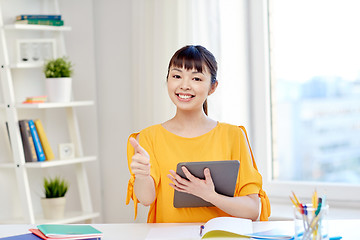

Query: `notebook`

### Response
(34, 225, 102, 239)
(173, 160, 240, 208)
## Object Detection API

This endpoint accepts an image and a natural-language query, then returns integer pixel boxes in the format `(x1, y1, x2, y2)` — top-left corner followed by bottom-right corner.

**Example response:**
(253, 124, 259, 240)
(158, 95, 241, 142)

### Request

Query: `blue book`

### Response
(16, 15, 61, 21)
(0, 233, 42, 240)
(28, 120, 46, 161)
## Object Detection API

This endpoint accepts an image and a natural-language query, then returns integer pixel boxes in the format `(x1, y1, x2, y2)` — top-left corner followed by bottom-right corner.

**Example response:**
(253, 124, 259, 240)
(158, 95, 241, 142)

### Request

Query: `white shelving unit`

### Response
(0, 0, 99, 224)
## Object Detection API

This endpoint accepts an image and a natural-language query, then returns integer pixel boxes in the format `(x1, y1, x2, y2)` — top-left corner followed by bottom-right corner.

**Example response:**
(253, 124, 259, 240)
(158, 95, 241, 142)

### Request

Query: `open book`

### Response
(200, 217, 252, 238)
(146, 217, 292, 240)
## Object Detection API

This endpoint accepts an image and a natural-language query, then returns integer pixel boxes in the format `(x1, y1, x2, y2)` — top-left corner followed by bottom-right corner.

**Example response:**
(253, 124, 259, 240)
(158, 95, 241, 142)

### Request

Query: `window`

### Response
(250, 0, 360, 203)
(269, 0, 360, 184)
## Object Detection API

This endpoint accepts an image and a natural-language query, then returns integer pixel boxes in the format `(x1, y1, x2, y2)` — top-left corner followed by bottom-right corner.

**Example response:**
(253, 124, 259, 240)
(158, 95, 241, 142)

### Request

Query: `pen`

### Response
(315, 198, 322, 216)
(292, 191, 301, 206)
(290, 196, 302, 214)
(303, 205, 309, 228)
(200, 225, 204, 236)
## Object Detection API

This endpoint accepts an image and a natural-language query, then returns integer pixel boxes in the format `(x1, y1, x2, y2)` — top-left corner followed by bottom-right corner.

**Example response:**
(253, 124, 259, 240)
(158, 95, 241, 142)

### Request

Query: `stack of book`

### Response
(30, 224, 103, 240)
(18, 119, 55, 162)
(1, 224, 102, 240)
(14, 14, 64, 26)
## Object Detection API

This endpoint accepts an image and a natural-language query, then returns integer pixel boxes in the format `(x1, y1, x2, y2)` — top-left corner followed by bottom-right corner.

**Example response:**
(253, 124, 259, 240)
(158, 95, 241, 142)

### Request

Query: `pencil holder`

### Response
(293, 204, 329, 240)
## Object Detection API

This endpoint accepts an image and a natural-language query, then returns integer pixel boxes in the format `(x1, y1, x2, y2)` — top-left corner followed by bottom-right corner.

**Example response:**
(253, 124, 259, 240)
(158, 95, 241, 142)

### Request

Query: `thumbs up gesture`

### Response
(129, 137, 151, 179)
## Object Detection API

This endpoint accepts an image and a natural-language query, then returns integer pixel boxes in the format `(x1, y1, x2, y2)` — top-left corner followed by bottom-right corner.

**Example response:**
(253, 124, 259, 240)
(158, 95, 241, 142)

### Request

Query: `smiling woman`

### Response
(124, 0, 257, 223)
(126, 45, 270, 223)
(166, 45, 218, 117)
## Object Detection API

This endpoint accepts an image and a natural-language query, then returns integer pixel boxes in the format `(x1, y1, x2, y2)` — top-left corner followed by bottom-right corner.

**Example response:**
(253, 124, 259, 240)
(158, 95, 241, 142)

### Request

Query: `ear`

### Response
(208, 81, 218, 96)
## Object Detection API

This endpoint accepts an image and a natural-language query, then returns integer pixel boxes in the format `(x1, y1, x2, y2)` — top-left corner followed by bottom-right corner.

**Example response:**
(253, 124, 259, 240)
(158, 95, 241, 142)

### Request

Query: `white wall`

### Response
(93, 0, 137, 222)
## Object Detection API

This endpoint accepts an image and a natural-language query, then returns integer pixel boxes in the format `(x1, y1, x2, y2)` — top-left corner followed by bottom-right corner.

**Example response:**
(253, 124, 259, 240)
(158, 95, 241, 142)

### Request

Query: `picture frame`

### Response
(16, 38, 57, 64)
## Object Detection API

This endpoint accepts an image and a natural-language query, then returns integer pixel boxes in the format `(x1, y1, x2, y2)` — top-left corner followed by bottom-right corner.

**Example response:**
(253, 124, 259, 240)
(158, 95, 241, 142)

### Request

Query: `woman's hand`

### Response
(167, 167, 217, 202)
(129, 137, 155, 206)
(168, 165, 259, 220)
(129, 137, 151, 179)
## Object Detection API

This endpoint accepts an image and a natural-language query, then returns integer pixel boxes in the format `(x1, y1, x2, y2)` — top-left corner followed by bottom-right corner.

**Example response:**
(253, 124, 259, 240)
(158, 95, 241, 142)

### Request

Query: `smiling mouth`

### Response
(176, 94, 194, 99)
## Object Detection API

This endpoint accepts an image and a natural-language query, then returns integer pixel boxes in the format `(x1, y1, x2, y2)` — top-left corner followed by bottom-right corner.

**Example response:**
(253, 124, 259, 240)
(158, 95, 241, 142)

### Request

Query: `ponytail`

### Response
(203, 100, 208, 116)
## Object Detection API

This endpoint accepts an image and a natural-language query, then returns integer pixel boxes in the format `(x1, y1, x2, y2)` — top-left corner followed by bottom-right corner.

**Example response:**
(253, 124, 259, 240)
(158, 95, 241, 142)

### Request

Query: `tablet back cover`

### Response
(173, 160, 240, 208)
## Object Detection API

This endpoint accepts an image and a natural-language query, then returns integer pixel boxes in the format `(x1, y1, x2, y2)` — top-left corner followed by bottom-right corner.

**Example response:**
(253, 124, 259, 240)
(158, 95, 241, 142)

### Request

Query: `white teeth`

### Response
(178, 94, 192, 99)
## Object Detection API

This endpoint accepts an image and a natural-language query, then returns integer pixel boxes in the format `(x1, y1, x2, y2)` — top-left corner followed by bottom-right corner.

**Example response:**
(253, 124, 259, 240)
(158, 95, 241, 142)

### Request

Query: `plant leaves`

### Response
(43, 176, 69, 198)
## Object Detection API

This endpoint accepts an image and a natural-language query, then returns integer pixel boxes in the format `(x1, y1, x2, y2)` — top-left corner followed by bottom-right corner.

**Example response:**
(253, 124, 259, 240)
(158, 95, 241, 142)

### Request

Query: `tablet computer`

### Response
(173, 160, 240, 208)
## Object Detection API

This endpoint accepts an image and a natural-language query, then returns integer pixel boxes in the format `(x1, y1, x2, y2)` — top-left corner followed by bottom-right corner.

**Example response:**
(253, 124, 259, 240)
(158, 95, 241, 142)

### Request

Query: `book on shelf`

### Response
(29, 224, 103, 240)
(23, 96, 47, 104)
(34, 119, 54, 160)
(28, 120, 46, 161)
(19, 120, 38, 162)
(16, 14, 61, 21)
(15, 19, 64, 26)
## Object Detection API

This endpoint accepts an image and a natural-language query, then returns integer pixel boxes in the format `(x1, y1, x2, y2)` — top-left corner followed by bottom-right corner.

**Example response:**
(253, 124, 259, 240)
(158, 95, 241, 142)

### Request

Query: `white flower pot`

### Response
(41, 197, 66, 219)
(46, 77, 72, 102)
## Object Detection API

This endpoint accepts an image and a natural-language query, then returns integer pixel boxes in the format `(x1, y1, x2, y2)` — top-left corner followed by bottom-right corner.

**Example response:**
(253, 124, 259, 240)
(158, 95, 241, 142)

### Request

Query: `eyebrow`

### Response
(170, 68, 205, 75)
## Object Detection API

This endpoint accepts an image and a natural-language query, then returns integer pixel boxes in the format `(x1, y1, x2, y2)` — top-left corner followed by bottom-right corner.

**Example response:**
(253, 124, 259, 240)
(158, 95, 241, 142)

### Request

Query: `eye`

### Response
(193, 77, 202, 81)
(173, 74, 181, 79)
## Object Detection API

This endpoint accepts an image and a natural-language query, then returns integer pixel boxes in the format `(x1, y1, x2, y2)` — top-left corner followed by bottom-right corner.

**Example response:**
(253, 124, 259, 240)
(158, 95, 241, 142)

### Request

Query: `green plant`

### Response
(43, 56, 73, 78)
(43, 176, 69, 198)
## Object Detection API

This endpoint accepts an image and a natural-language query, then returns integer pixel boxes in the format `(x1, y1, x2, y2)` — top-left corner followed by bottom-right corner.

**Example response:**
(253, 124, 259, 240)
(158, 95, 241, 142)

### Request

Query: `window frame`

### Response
(248, 0, 360, 212)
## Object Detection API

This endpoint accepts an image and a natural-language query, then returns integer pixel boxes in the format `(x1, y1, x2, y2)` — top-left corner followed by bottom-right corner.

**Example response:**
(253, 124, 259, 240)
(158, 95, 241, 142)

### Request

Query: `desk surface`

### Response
(0, 219, 357, 239)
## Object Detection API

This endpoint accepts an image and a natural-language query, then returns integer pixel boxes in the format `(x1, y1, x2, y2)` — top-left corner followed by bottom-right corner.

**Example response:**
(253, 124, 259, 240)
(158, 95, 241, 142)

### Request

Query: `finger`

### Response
(129, 137, 150, 157)
(131, 161, 150, 171)
(167, 174, 175, 182)
(169, 170, 184, 181)
(181, 166, 197, 181)
(174, 173, 189, 187)
(130, 164, 150, 174)
(169, 183, 187, 192)
(132, 154, 150, 165)
(168, 171, 188, 188)
(204, 168, 213, 184)
(169, 170, 176, 177)
(168, 169, 190, 187)
(168, 175, 187, 191)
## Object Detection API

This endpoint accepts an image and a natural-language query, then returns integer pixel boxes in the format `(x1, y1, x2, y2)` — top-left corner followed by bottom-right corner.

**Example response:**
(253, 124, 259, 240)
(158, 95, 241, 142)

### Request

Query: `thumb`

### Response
(204, 168, 213, 184)
(129, 137, 149, 157)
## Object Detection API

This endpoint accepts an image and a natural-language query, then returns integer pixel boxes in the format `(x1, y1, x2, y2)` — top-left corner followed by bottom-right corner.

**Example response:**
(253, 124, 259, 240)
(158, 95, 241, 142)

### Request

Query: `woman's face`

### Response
(167, 65, 217, 113)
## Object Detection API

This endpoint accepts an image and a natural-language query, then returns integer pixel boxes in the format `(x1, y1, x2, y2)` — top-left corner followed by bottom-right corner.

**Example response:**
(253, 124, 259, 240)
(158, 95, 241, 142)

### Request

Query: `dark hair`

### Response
(167, 45, 218, 115)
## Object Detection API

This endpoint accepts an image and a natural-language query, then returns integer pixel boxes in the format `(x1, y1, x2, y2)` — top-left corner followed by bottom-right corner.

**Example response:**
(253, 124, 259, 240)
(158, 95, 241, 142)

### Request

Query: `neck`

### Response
(173, 109, 208, 126)
(162, 109, 217, 138)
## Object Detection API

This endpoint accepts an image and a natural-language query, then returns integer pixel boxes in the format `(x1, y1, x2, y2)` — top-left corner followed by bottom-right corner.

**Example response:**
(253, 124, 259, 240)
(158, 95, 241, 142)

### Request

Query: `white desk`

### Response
(0, 219, 357, 239)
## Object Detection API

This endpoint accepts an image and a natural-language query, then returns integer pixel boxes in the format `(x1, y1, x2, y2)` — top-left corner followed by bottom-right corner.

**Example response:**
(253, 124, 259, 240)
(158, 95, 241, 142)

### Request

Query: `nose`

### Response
(180, 78, 191, 90)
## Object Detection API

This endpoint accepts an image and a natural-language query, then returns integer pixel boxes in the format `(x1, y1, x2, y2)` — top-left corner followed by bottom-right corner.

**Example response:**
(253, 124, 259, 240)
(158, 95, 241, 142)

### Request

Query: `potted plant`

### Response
(41, 176, 69, 219)
(43, 57, 73, 102)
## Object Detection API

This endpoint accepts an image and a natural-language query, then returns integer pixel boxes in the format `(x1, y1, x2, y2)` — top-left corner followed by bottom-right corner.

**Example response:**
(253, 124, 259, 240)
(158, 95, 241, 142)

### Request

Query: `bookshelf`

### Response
(4, 24, 71, 31)
(0, 0, 99, 224)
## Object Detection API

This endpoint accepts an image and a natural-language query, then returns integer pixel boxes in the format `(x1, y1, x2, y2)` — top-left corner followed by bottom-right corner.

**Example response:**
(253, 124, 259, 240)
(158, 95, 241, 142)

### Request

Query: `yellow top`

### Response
(126, 123, 271, 223)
